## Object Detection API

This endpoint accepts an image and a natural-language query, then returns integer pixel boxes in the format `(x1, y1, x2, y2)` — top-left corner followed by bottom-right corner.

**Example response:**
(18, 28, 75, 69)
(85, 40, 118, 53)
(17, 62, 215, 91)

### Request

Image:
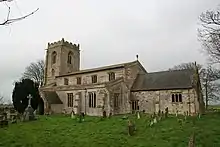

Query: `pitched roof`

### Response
(43, 91, 63, 104)
(131, 69, 194, 91)
(56, 60, 146, 77)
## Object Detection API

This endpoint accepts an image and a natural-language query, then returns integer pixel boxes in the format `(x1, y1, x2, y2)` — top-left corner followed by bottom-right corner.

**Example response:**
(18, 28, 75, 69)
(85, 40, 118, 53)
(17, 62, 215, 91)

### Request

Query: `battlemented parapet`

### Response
(47, 38, 80, 50)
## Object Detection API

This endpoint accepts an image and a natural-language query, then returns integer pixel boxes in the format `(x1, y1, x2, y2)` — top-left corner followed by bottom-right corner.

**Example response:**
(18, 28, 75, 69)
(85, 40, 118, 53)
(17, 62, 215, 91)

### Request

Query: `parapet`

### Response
(47, 38, 80, 50)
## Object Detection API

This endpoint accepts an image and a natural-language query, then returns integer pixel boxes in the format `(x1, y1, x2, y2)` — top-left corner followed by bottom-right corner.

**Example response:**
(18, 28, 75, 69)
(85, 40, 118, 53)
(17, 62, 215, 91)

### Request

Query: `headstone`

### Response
(158, 110, 161, 117)
(161, 111, 164, 118)
(184, 112, 187, 121)
(198, 113, 201, 119)
(137, 111, 140, 119)
(188, 132, 195, 147)
(127, 120, 135, 136)
(176, 110, 178, 117)
(165, 107, 168, 118)
(103, 110, 107, 118)
(153, 117, 157, 124)
(71, 110, 75, 119)
(108, 112, 112, 118)
(186, 111, 189, 116)
(23, 94, 35, 121)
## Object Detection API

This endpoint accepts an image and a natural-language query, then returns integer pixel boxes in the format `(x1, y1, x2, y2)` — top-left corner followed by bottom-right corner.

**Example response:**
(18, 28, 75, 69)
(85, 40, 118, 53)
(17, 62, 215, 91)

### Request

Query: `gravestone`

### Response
(158, 110, 161, 117)
(23, 94, 35, 121)
(108, 112, 112, 118)
(165, 107, 168, 118)
(184, 112, 187, 121)
(137, 111, 140, 119)
(127, 120, 135, 136)
(161, 111, 164, 119)
(71, 110, 75, 119)
(103, 110, 107, 118)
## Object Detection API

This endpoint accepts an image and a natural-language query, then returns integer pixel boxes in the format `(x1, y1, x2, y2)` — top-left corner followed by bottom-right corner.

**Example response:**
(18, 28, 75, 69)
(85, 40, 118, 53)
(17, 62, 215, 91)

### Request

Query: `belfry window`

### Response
(52, 51, 57, 64)
(67, 51, 73, 64)
(171, 93, 182, 102)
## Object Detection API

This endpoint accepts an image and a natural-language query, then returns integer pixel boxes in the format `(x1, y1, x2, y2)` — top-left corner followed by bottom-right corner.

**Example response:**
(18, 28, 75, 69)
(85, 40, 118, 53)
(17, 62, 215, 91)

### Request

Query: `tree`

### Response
(0, 0, 39, 25)
(22, 60, 44, 86)
(12, 79, 40, 114)
(198, 6, 220, 63)
(0, 95, 4, 104)
(169, 62, 220, 109)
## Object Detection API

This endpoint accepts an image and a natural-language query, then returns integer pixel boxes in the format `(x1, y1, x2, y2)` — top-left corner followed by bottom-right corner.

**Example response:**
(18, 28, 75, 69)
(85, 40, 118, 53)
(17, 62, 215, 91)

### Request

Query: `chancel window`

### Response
(52, 51, 57, 64)
(67, 51, 73, 64)
(67, 93, 74, 107)
(64, 78, 69, 85)
(113, 93, 120, 108)
(109, 72, 115, 81)
(171, 93, 182, 102)
(89, 92, 96, 108)
(91, 75, 97, 83)
(132, 100, 139, 111)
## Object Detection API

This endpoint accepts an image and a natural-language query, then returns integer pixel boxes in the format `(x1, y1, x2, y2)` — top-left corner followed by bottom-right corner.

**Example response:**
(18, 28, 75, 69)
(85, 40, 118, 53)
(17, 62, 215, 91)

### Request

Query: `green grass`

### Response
(0, 113, 220, 147)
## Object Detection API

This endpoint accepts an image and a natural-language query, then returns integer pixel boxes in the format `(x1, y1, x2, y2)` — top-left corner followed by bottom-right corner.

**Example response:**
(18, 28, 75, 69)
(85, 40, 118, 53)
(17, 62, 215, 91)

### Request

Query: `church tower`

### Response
(43, 38, 80, 85)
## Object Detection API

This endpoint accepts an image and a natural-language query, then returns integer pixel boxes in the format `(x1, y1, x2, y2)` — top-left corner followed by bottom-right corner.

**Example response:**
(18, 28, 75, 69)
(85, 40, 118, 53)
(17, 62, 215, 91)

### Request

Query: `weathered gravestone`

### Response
(165, 107, 168, 118)
(103, 110, 107, 118)
(23, 94, 35, 122)
(188, 132, 195, 147)
(0, 112, 8, 128)
(71, 110, 76, 119)
(127, 120, 136, 136)
(137, 111, 140, 119)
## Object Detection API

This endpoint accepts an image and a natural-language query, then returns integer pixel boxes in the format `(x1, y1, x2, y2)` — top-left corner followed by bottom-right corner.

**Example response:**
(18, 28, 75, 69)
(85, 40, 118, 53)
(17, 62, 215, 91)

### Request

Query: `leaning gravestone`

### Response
(23, 94, 35, 122)
(137, 111, 140, 119)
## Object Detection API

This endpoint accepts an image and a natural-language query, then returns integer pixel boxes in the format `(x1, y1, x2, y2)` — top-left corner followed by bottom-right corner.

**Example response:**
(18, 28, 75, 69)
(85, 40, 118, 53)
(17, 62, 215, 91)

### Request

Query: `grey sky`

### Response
(0, 0, 219, 101)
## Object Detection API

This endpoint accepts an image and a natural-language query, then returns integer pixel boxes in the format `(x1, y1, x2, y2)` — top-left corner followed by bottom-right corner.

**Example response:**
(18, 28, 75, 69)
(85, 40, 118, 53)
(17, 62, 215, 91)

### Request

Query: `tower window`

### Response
(64, 78, 69, 85)
(91, 75, 97, 83)
(52, 51, 57, 64)
(67, 51, 73, 64)
(109, 72, 115, 81)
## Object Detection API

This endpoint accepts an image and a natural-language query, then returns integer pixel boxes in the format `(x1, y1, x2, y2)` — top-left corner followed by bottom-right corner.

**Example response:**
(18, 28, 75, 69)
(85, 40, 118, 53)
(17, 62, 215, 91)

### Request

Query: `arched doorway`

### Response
(38, 98, 44, 115)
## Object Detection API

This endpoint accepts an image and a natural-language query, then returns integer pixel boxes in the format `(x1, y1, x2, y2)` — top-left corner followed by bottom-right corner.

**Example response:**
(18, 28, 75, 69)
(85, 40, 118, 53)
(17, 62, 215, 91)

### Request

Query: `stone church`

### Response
(40, 38, 205, 116)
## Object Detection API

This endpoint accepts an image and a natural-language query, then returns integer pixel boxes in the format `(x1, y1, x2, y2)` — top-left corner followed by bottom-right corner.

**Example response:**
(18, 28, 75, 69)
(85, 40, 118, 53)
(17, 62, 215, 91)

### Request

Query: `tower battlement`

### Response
(48, 38, 80, 50)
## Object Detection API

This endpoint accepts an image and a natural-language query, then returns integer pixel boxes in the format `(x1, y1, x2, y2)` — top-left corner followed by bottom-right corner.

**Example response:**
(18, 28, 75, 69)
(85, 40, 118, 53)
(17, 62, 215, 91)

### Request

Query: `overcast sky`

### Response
(0, 0, 219, 101)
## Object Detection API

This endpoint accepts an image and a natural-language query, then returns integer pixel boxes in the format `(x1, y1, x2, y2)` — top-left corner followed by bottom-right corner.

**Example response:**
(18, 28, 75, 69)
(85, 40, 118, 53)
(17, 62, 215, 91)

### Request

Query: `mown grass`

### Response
(0, 113, 220, 147)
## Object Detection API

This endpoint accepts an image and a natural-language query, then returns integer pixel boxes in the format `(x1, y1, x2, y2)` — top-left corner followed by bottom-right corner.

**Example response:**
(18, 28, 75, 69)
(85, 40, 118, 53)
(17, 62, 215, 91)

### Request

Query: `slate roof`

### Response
(43, 91, 63, 104)
(131, 69, 194, 91)
(56, 60, 147, 77)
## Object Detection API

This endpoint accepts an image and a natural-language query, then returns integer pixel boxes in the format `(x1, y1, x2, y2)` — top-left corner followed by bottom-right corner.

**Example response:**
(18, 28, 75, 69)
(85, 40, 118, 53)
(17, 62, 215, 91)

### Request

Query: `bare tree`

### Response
(22, 60, 44, 86)
(0, 95, 4, 104)
(0, 0, 39, 25)
(169, 62, 220, 109)
(198, 6, 220, 63)
(168, 62, 203, 73)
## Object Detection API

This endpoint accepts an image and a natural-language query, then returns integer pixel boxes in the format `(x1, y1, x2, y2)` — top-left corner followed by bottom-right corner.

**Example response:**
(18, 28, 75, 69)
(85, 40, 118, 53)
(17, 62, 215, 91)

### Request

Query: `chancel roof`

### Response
(131, 69, 195, 91)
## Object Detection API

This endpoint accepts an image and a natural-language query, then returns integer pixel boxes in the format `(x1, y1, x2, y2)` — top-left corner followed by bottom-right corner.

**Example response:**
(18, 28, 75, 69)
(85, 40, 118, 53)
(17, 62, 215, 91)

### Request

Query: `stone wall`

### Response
(56, 67, 125, 86)
(131, 88, 198, 115)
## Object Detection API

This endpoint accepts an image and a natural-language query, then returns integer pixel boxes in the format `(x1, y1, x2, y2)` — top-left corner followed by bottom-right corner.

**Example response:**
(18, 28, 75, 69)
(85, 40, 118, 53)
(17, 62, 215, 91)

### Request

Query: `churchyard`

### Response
(0, 111, 220, 147)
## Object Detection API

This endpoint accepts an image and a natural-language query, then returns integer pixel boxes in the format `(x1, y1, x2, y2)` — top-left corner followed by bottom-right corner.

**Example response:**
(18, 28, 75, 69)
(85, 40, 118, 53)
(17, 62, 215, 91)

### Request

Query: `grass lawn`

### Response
(0, 113, 220, 147)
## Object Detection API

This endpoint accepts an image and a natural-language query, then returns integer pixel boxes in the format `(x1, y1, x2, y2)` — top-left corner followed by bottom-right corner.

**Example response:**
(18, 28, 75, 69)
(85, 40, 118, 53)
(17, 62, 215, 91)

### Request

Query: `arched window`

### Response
(51, 69, 55, 77)
(67, 51, 73, 64)
(172, 94, 175, 102)
(179, 94, 182, 102)
(52, 51, 57, 64)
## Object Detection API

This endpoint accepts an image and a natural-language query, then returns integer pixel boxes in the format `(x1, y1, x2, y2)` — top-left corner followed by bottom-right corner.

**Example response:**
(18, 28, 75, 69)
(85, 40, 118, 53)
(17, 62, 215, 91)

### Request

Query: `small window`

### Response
(64, 78, 69, 85)
(175, 94, 178, 102)
(88, 92, 96, 108)
(109, 72, 115, 81)
(67, 93, 74, 107)
(52, 51, 57, 64)
(77, 77, 81, 85)
(91, 75, 97, 83)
